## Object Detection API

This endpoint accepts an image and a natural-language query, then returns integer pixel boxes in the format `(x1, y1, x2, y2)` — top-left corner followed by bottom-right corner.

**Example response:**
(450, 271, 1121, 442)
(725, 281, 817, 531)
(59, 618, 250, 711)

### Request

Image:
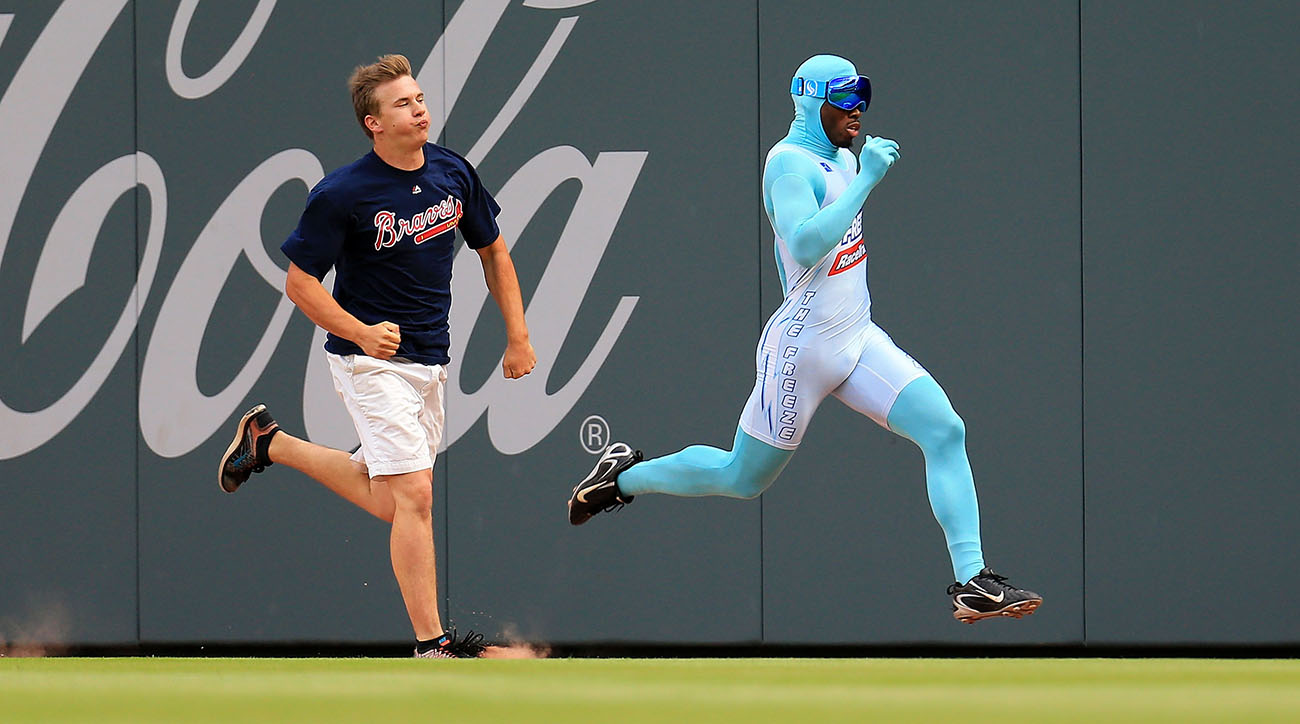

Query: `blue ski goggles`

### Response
(790, 74, 871, 111)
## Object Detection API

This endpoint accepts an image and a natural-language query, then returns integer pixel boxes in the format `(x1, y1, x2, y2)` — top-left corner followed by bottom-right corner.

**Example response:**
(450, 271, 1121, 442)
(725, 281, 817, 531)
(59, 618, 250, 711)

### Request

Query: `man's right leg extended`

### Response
(569, 425, 794, 525)
(221, 406, 396, 521)
(618, 425, 794, 499)
(267, 432, 395, 522)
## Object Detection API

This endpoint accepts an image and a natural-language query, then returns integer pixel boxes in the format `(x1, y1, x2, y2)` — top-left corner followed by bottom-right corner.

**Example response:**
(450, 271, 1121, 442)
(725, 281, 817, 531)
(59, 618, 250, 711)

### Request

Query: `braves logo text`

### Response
(374, 196, 463, 249)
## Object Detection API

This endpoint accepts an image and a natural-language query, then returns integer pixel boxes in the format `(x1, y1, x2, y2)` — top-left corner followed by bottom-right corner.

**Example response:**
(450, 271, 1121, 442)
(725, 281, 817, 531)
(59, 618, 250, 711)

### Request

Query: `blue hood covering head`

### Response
(787, 54, 859, 158)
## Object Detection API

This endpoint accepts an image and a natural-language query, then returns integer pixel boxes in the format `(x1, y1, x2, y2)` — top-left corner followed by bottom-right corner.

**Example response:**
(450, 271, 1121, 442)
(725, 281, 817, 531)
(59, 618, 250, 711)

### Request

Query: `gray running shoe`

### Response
(218, 404, 279, 493)
(414, 629, 487, 658)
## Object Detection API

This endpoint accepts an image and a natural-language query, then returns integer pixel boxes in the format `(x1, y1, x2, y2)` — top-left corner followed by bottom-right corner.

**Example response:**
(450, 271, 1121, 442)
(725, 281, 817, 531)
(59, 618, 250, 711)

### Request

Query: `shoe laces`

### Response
(976, 570, 1016, 593)
(950, 571, 1014, 596)
(440, 627, 487, 658)
(230, 450, 263, 473)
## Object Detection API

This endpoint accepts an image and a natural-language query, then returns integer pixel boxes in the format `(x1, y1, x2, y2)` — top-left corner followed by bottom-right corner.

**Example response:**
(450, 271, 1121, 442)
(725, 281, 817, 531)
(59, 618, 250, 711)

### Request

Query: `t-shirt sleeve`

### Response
(456, 159, 502, 249)
(281, 183, 347, 280)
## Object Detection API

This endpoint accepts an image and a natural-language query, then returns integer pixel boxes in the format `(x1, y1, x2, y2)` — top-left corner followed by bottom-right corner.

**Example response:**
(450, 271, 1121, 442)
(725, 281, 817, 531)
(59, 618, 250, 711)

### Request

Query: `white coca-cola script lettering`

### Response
(0, 0, 638, 460)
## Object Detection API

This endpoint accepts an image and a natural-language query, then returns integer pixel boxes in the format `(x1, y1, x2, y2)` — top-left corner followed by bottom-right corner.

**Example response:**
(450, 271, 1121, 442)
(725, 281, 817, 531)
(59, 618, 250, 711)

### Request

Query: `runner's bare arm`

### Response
(284, 262, 400, 359)
(474, 235, 535, 378)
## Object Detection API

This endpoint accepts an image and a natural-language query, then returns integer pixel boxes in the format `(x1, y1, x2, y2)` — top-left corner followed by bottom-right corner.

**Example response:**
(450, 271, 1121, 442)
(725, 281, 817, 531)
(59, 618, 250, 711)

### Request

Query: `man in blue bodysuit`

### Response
(568, 54, 1042, 623)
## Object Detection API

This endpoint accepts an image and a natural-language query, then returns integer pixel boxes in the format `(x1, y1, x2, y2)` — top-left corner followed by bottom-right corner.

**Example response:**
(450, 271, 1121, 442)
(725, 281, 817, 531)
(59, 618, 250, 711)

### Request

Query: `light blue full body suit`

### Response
(618, 55, 985, 584)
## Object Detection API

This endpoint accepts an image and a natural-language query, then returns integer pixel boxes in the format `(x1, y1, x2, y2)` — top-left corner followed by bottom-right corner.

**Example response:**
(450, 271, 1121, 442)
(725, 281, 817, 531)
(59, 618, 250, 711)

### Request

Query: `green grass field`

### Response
(1, 657, 1297, 723)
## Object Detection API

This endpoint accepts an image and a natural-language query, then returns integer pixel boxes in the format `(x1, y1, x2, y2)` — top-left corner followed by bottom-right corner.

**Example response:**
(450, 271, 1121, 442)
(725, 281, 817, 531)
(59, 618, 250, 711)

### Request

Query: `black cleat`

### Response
(414, 628, 487, 659)
(568, 442, 642, 525)
(947, 568, 1042, 623)
(219, 404, 280, 493)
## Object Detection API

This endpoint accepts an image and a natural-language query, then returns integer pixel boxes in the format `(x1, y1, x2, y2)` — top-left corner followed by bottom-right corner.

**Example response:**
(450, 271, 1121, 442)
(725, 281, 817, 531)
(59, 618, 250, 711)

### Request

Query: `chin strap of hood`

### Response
(785, 54, 858, 159)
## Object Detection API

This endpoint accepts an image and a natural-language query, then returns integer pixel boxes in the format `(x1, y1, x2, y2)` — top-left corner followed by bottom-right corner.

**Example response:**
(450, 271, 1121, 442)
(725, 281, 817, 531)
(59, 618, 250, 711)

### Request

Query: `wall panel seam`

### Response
(1078, 0, 1088, 647)
(132, 0, 142, 647)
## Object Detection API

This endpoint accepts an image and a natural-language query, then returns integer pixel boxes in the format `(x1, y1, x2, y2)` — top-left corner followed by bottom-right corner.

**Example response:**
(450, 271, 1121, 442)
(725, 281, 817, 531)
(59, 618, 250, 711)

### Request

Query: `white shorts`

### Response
(739, 320, 928, 449)
(326, 353, 447, 477)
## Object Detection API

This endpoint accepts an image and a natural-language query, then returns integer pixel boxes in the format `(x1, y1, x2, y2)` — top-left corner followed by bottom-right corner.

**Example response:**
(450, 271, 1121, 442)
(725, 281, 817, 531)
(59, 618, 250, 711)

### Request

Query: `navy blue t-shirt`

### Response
(282, 143, 501, 365)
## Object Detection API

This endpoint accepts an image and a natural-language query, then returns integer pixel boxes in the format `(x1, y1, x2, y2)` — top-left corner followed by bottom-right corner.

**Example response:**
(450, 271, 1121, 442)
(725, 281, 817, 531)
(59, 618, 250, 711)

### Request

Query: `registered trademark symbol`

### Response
(579, 415, 609, 454)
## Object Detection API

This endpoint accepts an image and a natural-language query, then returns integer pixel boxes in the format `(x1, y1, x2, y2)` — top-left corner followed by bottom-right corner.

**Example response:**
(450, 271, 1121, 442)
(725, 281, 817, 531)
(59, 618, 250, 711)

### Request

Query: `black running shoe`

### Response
(219, 404, 280, 493)
(568, 442, 642, 525)
(414, 628, 487, 659)
(947, 568, 1042, 623)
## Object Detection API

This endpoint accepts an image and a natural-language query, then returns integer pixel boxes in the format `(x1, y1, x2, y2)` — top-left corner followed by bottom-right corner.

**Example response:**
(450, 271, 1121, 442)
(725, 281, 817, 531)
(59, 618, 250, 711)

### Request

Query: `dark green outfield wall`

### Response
(0, 0, 1294, 647)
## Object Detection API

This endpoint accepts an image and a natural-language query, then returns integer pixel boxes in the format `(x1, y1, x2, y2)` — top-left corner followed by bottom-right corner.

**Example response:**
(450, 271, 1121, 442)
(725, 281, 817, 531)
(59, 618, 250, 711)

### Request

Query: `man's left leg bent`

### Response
(832, 324, 1042, 621)
(330, 356, 485, 654)
(888, 379, 1042, 621)
(830, 326, 985, 581)
(886, 375, 984, 584)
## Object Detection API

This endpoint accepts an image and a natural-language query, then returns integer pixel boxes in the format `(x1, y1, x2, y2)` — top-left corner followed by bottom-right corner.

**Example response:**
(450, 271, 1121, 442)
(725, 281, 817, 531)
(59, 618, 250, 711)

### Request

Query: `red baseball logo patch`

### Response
(828, 211, 866, 276)
(829, 240, 867, 275)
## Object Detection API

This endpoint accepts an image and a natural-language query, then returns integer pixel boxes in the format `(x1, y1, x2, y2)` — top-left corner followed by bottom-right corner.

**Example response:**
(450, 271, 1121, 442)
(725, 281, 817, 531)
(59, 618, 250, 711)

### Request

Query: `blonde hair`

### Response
(348, 54, 413, 139)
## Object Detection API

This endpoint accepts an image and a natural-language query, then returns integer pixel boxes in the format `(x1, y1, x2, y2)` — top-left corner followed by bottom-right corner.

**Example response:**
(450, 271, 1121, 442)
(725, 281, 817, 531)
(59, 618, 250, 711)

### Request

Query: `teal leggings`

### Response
(617, 375, 985, 583)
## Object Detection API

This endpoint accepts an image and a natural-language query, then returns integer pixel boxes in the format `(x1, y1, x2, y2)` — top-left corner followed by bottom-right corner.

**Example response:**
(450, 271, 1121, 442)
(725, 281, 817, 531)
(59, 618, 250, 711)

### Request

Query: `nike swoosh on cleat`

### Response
(970, 583, 1005, 603)
(575, 481, 614, 505)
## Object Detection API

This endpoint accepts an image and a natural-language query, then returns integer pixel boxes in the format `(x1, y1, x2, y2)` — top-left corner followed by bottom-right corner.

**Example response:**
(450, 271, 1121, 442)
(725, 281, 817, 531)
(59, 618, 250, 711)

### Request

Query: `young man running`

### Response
(568, 54, 1040, 624)
(220, 54, 535, 656)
